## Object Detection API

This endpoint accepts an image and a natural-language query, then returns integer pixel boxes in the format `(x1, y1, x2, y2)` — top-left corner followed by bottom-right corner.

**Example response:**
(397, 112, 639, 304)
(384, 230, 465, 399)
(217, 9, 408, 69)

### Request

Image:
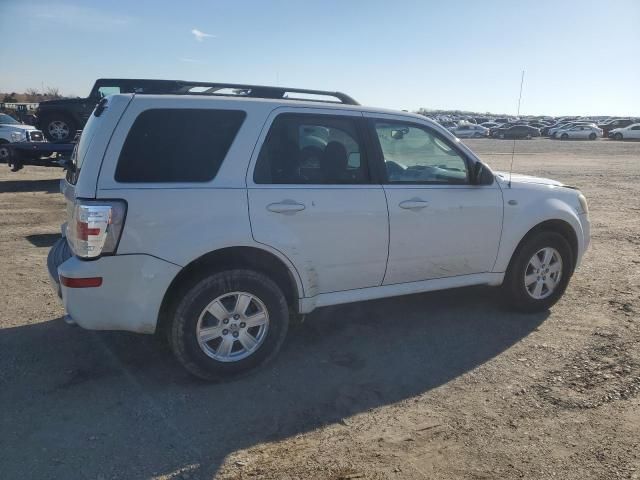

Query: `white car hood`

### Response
(1, 124, 37, 131)
(495, 171, 564, 187)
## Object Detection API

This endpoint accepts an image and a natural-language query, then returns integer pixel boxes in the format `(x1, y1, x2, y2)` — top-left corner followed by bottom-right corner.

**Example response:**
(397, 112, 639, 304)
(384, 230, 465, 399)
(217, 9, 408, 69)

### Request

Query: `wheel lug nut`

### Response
(232, 331, 239, 338)
(233, 314, 240, 320)
(240, 322, 246, 328)
(222, 329, 229, 335)
(223, 319, 229, 324)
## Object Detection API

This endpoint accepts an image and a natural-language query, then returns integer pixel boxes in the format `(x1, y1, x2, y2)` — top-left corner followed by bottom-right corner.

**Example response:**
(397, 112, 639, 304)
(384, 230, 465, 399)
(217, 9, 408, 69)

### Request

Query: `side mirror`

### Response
(472, 162, 493, 185)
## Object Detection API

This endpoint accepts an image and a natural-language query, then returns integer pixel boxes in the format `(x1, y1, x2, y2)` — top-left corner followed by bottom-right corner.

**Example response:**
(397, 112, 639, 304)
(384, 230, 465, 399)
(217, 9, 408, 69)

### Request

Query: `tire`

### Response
(40, 115, 77, 143)
(169, 269, 289, 381)
(588, 133, 596, 140)
(0, 140, 9, 163)
(47, 238, 73, 295)
(560, 133, 568, 140)
(614, 133, 623, 140)
(503, 231, 574, 313)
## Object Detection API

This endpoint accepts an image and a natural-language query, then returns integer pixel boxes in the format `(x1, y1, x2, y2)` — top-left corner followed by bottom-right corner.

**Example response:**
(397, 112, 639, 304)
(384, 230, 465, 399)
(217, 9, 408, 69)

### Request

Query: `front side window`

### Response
(254, 114, 369, 184)
(115, 109, 245, 183)
(374, 121, 468, 184)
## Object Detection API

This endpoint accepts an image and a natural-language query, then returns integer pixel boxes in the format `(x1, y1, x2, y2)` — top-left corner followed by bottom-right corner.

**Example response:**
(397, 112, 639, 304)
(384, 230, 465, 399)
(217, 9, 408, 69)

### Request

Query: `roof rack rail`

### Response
(171, 80, 358, 105)
(170, 80, 359, 105)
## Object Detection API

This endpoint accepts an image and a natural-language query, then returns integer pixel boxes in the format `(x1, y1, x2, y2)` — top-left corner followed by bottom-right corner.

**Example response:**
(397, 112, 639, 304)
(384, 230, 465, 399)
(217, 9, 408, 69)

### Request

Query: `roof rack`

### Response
(96, 78, 358, 105)
(170, 81, 359, 105)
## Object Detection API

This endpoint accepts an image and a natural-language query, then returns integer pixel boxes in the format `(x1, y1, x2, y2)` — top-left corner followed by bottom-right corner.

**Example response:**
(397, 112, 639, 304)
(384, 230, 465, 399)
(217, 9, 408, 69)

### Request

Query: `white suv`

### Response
(48, 82, 590, 380)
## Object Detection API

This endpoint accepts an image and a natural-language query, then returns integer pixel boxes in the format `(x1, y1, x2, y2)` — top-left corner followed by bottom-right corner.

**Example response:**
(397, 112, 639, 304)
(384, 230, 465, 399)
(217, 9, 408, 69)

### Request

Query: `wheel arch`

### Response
(156, 246, 302, 337)
(37, 108, 80, 129)
(506, 219, 579, 275)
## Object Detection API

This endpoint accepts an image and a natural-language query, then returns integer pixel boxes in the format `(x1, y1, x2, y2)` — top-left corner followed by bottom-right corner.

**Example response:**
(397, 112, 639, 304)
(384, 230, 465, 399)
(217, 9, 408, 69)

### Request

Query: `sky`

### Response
(1, 0, 639, 116)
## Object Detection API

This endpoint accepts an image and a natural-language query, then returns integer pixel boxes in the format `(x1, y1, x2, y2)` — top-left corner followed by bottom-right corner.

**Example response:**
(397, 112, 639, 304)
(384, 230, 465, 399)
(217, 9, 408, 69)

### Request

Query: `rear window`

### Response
(115, 109, 245, 183)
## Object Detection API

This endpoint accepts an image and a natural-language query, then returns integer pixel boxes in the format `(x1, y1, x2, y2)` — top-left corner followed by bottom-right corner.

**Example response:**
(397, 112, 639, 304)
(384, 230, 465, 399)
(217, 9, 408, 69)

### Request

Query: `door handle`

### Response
(267, 200, 306, 214)
(399, 199, 429, 210)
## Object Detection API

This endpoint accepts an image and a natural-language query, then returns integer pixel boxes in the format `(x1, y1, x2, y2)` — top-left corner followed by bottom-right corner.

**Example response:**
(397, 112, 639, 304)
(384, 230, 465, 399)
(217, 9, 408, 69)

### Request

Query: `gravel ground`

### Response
(0, 138, 638, 480)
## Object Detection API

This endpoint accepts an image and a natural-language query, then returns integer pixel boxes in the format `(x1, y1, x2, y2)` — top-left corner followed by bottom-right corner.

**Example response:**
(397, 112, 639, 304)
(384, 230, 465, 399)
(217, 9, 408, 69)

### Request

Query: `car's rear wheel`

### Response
(503, 231, 573, 312)
(41, 115, 77, 143)
(614, 133, 623, 140)
(588, 132, 597, 140)
(560, 133, 569, 140)
(169, 269, 289, 381)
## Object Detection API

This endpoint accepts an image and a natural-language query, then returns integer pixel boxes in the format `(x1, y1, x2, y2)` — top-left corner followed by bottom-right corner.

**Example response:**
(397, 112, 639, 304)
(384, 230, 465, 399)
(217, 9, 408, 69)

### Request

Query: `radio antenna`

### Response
(508, 70, 525, 188)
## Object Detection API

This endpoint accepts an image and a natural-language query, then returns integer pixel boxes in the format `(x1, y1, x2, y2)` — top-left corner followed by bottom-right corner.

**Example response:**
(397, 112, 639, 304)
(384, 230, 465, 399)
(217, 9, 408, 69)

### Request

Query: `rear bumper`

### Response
(57, 254, 181, 334)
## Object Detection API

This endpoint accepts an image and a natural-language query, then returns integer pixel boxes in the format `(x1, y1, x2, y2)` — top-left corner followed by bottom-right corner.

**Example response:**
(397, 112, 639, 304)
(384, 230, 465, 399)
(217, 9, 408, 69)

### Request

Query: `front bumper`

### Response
(576, 212, 590, 268)
(56, 254, 181, 334)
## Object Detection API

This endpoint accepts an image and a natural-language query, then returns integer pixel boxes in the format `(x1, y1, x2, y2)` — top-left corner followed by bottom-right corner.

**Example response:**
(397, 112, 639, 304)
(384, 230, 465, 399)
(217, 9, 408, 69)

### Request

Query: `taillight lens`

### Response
(68, 200, 127, 259)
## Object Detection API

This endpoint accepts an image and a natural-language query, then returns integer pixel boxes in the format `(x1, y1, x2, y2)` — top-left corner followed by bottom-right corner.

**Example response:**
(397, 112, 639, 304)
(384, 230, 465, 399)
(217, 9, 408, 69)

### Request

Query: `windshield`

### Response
(0, 113, 20, 125)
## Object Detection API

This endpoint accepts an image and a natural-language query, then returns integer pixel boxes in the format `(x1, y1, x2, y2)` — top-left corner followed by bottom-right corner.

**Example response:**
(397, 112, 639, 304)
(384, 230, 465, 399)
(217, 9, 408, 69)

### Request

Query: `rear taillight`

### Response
(68, 200, 127, 259)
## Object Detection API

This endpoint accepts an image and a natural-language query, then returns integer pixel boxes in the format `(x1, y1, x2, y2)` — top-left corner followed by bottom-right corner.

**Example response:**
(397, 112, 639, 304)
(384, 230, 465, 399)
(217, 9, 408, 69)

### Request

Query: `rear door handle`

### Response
(267, 200, 306, 214)
(399, 199, 429, 210)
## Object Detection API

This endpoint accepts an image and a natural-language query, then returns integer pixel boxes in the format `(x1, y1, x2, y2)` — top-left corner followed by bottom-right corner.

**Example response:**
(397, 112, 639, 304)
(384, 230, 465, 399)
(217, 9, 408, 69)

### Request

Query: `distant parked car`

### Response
(609, 123, 640, 140)
(451, 123, 489, 138)
(555, 125, 603, 140)
(548, 122, 596, 138)
(598, 119, 636, 137)
(481, 122, 500, 129)
(493, 125, 540, 139)
(438, 121, 458, 131)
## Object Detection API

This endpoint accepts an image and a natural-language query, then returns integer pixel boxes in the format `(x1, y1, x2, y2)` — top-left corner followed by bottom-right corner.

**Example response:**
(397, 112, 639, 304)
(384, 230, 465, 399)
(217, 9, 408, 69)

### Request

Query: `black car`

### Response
(541, 122, 569, 136)
(493, 125, 540, 139)
(36, 78, 188, 142)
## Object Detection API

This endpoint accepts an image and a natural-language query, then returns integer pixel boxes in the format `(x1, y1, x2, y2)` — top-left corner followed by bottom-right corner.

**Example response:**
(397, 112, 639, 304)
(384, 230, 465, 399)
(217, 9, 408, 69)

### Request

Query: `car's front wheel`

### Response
(169, 269, 289, 381)
(588, 132, 597, 140)
(503, 231, 573, 312)
(614, 133, 623, 140)
(0, 140, 9, 162)
(560, 133, 569, 140)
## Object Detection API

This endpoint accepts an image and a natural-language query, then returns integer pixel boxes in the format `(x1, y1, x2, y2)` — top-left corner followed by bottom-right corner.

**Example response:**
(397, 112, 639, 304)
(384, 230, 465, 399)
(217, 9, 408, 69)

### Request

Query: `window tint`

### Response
(374, 121, 468, 184)
(115, 109, 245, 183)
(254, 114, 369, 184)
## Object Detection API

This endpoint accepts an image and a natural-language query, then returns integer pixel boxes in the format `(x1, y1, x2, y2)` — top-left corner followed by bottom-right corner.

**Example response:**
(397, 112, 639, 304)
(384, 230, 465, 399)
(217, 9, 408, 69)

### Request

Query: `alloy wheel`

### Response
(48, 120, 70, 141)
(524, 247, 563, 300)
(196, 291, 270, 362)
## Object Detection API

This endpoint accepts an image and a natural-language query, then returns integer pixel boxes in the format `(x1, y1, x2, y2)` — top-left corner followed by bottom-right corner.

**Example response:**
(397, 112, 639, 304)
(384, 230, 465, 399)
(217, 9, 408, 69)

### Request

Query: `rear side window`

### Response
(115, 109, 245, 183)
(253, 114, 369, 184)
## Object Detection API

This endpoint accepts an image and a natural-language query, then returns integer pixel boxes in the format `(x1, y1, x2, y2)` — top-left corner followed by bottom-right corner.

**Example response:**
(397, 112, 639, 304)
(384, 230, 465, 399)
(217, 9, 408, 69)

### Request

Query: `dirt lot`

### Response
(1, 138, 639, 480)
